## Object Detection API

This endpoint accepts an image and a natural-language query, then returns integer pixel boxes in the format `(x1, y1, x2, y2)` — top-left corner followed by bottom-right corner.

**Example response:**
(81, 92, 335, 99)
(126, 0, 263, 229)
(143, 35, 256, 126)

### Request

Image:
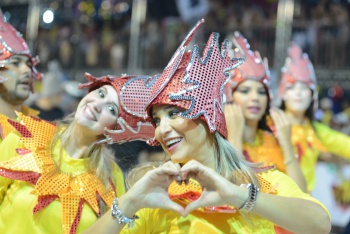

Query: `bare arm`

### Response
(270, 108, 307, 192)
(181, 160, 330, 234)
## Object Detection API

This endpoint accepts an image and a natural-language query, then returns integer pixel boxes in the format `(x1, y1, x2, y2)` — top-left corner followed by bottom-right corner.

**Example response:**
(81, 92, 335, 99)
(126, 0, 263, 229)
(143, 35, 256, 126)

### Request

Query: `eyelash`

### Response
(238, 89, 266, 95)
(152, 109, 181, 126)
(98, 89, 117, 115)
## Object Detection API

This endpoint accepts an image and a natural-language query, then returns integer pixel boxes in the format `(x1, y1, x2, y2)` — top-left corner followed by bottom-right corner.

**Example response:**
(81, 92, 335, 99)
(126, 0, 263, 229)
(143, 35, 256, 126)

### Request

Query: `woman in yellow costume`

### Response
(84, 19, 330, 234)
(0, 73, 157, 234)
(0, 12, 42, 144)
(224, 32, 306, 192)
(278, 43, 350, 193)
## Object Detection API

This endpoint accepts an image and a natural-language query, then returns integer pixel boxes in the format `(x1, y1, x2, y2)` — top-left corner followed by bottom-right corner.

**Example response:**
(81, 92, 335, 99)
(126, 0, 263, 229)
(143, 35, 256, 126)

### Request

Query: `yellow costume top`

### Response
(293, 120, 350, 192)
(0, 113, 125, 234)
(121, 169, 329, 234)
(0, 105, 39, 143)
(243, 130, 286, 173)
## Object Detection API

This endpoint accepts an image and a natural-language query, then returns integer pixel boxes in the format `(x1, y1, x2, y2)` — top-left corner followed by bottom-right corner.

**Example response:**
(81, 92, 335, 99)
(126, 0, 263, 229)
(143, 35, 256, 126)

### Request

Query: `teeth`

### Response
(86, 107, 95, 120)
(166, 138, 181, 147)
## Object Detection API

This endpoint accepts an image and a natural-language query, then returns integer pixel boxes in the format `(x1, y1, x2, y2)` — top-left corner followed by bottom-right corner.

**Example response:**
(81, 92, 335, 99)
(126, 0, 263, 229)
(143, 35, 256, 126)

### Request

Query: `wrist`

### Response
(111, 197, 139, 228)
(238, 183, 259, 213)
(117, 195, 139, 218)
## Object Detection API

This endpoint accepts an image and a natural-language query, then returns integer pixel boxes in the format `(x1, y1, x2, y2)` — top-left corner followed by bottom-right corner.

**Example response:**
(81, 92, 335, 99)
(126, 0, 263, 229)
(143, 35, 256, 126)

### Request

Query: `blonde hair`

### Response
(213, 132, 260, 186)
(52, 113, 117, 189)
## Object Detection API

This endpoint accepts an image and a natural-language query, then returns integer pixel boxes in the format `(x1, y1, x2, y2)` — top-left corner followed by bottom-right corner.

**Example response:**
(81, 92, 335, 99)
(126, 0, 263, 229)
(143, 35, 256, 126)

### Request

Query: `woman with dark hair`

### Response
(278, 43, 350, 193)
(224, 32, 306, 192)
(0, 73, 157, 234)
(83, 20, 330, 234)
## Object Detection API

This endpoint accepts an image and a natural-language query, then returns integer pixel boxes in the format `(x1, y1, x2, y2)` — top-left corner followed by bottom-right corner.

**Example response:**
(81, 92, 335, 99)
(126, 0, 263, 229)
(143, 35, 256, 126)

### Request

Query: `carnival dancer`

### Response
(0, 73, 158, 234)
(84, 19, 331, 234)
(278, 43, 350, 192)
(224, 32, 306, 192)
(0, 12, 42, 143)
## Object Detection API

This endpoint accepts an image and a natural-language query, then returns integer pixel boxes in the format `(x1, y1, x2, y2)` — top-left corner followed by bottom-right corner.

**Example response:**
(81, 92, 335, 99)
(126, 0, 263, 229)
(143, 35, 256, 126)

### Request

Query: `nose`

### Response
(92, 103, 102, 113)
(158, 117, 172, 137)
(250, 90, 259, 101)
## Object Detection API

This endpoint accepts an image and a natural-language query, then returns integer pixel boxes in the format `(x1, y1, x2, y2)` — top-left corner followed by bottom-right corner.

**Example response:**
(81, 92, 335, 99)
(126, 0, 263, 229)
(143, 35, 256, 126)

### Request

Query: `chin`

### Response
(170, 155, 188, 165)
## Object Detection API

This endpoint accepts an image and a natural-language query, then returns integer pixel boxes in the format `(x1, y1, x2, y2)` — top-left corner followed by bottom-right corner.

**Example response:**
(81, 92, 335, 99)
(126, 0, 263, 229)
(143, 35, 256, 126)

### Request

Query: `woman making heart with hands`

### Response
(84, 20, 330, 234)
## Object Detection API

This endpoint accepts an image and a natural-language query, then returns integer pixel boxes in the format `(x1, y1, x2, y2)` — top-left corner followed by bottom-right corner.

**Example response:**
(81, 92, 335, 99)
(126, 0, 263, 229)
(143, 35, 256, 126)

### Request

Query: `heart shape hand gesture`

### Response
(125, 160, 245, 217)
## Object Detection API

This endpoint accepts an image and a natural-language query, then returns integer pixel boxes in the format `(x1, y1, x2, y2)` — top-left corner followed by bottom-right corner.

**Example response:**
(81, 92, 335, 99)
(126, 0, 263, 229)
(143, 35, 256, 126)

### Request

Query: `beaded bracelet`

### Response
(111, 198, 139, 228)
(239, 183, 259, 213)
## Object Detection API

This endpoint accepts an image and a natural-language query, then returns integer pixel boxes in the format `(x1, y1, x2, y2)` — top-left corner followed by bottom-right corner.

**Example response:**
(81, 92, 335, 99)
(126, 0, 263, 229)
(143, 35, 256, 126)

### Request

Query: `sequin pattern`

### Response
(145, 19, 244, 143)
(0, 112, 117, 234)
(0, 14, 42, 80)
(78, 73, 156, 144)
(225, 31, 271, 102)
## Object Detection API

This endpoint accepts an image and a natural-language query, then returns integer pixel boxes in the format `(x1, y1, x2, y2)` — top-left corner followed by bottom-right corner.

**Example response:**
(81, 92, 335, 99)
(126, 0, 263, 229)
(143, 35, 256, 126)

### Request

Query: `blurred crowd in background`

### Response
(1, 0, 350, 231)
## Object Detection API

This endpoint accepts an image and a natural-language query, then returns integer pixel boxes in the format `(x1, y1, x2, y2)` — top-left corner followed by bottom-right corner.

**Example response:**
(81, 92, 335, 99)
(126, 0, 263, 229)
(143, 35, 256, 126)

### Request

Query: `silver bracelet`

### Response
(239, 183, 259, 213)
(111, 198, 139, 228)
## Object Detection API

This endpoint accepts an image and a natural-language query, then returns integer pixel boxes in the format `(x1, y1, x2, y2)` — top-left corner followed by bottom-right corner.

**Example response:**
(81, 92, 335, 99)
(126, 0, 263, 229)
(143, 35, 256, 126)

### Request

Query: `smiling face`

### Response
(232, 80, 268, 124)
(151, 105, 215, 165)
(0, 55, 33, 105)
(282, 81, 312, 116)
(75, 85, 119, 136)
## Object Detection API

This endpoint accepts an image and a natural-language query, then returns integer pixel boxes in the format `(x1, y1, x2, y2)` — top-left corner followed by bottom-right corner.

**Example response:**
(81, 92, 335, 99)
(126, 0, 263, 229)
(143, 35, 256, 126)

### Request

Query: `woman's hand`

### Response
(179, 160, 246, 216)
(269, 108, 292, 147)
(123, 161, 185, 216)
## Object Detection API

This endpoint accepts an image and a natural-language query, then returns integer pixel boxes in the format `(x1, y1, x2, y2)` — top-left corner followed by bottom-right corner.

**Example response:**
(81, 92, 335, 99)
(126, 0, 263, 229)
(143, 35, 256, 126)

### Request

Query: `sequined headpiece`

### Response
(279, 43, 318, 108)
(225, 31, 270, 102)
(0, 13, 42, 83)
(79, 73, 158, 144)
(145, 19, 244, 145)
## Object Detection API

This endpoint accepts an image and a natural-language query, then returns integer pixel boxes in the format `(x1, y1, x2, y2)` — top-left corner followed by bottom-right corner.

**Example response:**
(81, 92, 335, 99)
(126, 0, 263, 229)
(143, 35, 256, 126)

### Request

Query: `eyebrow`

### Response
(100, 86, 108, 94)
(151, 105, 176, 117)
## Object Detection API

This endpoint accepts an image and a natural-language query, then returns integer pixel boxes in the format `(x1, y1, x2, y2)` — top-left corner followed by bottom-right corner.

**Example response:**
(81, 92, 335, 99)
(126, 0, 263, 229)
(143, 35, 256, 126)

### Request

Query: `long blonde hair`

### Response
(213, 132, 260, 186)
(52, 113, 117, 188)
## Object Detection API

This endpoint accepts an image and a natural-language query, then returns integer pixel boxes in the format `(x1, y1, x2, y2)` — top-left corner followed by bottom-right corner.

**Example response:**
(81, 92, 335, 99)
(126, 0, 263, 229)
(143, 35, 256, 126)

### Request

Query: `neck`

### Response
(64, 123, 99, 159)
(243, 120, 258, 144)
(285, 109, 305, 124)
(196, 137, 217, 170)
(0, 98, 21, 119)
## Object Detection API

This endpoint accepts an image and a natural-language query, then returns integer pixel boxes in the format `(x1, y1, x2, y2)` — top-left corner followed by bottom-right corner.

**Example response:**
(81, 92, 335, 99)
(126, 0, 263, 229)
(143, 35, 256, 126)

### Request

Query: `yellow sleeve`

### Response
(314, 121, 350, 159)
(120, 208, 154, 234)
(111, 163, 126, 197)
(0, 132, 23, 203)
(261, 169, 330, 218)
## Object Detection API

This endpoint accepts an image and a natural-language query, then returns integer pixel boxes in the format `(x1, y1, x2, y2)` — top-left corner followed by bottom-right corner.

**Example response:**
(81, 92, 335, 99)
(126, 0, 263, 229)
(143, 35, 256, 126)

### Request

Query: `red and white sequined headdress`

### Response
(79, 73, 158, 144)
(0, 13, 42, 83)
(279, 43, 318, 108)
(145, 19, 244, 145)
(225, 31, 270, 101)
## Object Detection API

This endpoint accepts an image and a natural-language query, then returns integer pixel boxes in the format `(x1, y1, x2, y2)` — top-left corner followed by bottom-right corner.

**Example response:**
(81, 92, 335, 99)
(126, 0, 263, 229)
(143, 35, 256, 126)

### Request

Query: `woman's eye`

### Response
(169, 110, 180, 117)
(258, 90, 267, 95)
(238, 89, 248, 94)
(98, 90, 105, 98)
(108, 105, 116, 115)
